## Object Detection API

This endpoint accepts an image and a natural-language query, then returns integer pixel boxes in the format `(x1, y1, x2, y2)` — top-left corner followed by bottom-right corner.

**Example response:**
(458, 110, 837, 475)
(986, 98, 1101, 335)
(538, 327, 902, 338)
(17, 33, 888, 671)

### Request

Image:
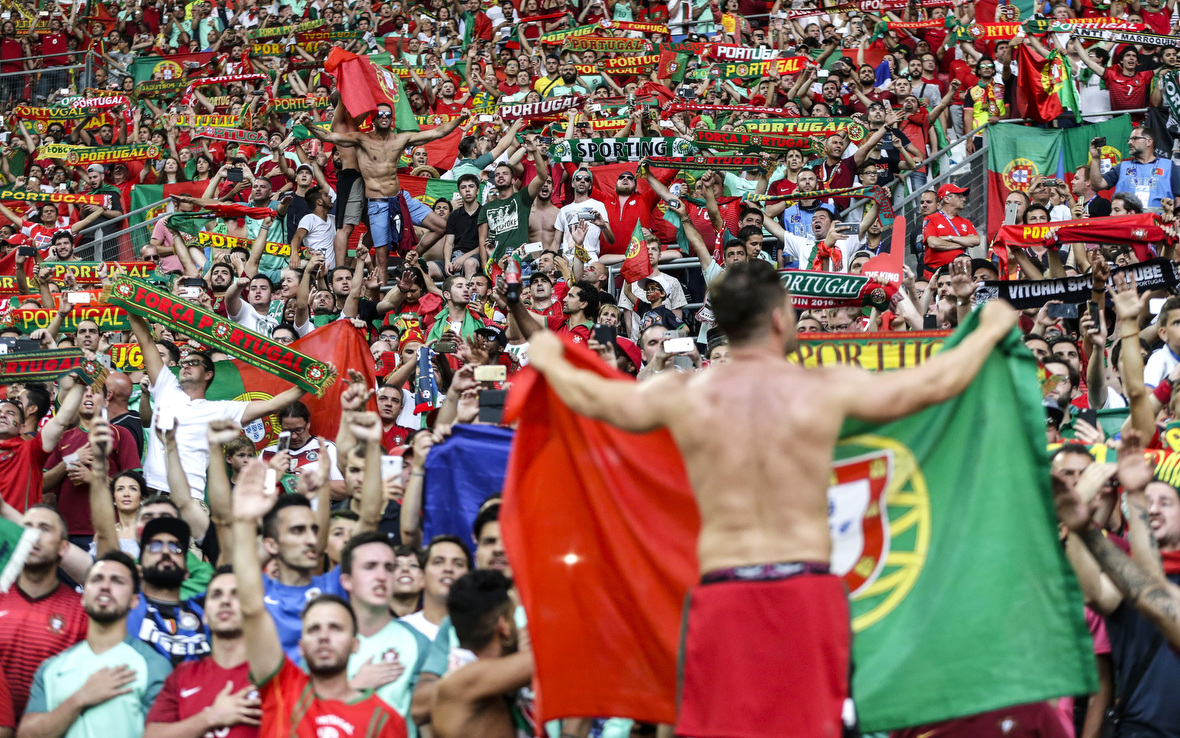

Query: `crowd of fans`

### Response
(5, 0, 1180, 735)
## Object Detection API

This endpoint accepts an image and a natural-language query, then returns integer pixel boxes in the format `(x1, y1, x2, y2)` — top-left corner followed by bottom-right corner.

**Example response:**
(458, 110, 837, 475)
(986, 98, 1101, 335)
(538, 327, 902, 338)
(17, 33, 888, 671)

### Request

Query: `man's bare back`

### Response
(431, 651, 532, 738)
(663, 357, 847, 573)
(528, 298, 1017, 576)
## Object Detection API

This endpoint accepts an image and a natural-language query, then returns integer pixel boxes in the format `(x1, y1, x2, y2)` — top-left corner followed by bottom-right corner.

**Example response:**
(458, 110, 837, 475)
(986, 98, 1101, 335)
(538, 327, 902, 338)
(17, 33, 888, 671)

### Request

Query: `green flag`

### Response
(0, 518, 40, 591)
(844, 309, 1095, 730)
(987, 115, 1134, 235)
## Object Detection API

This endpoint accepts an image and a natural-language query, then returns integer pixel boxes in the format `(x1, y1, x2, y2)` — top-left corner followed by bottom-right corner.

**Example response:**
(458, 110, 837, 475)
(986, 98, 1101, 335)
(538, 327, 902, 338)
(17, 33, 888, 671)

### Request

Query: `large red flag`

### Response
(1014, 45, 1079, 125)
(230, 320, 377, 449)
(323, 47, 419, 131)
(500, 338, 697, 725)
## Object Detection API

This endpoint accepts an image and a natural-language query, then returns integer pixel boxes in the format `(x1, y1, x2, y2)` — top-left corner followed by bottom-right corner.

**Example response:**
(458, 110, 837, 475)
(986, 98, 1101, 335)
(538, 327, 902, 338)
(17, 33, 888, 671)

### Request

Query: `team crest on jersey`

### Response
(306, 450, 319, 461)
(829, 436, 930, 633)
(305, 587, 322, 601)
(162, 618, 178, 635)
(180, 612, 201, 630)
(47, 614, 63, 633)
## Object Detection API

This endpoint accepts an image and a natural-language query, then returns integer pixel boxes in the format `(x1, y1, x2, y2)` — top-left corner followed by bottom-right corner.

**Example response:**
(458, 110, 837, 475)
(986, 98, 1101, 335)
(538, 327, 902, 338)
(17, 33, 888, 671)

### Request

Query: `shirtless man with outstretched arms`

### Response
(526, 260, 1019, 738)
(302, 104, 468, 275)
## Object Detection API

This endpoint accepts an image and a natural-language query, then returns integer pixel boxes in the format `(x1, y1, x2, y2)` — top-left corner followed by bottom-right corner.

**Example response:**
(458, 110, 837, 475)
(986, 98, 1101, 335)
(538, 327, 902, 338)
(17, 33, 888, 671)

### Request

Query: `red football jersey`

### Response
(147, 659, 258, 738)
(257, 659, 406, 738)
(0, 583, 87, 717)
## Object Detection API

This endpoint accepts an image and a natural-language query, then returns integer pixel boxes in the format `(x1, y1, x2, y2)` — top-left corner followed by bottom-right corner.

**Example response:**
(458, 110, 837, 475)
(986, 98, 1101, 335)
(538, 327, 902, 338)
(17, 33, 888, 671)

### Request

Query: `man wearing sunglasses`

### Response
(302, 106, 469, 283)
(554, 168, 613, 263)
(563, 160, 674, 266)
(125, 517, 211, 665)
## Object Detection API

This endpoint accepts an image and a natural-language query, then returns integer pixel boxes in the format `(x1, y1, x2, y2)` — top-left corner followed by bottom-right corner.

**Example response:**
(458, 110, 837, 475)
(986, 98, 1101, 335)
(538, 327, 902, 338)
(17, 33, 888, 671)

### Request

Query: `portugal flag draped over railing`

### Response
(501, 310, 1096, 732)
(323, 47, 419, 131)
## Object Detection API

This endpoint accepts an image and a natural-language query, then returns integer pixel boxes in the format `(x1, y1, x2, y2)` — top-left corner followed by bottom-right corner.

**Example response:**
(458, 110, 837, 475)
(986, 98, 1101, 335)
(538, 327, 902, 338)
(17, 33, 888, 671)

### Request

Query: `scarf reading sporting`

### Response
(102, 278, 337, 396)
(780, 269, 902, 310)
(977, 258, 1178, 310)
(694, 129, 824, 155)
(646, 155, 763, 171)
(548, 137, 697, 162)
(0, 349, 107, 389)
(564, 36, 651, 52)
(180, 73, 272, 106)
(738, 117, 869, 142)
(1073, 28, 1180, 48)
(500, 95, 585, 121)
(0, 190, 109, 207)
(192, 126, 271, 144)
(599, 19, 668, 34)
(248, 19, 326, 38)
(1159, 69, 1180, 122)
(746, 185, 896, 227)
(57, 144, 164, 165)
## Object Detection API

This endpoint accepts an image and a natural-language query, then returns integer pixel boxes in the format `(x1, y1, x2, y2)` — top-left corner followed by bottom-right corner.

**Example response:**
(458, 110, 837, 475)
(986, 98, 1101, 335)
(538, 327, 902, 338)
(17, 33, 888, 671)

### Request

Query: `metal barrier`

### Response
(80, 212, 170, 262)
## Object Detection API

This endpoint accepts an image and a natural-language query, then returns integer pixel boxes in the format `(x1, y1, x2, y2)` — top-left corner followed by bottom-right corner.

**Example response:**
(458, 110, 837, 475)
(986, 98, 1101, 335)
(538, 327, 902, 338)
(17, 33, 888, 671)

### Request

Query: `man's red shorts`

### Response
(675, 570, 850, 738)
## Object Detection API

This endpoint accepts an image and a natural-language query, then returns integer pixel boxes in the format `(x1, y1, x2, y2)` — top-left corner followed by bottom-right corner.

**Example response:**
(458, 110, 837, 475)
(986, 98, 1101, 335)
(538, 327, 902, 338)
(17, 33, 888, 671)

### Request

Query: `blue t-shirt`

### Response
(125, 594, 210, 665)
(263, 568, 345, 662)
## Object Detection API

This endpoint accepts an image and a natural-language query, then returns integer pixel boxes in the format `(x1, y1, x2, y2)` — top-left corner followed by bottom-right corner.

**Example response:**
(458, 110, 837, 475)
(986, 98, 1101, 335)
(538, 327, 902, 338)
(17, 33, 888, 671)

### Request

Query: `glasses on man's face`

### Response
(179, 359, 206, 369)
(375, 111, 394, 119)
(146, 540, 183, 555)
(618, 173, 636, 181)
(1129, 136, 1148, 142)
(574, 174, 591, 182)
(142, 253, 160, 261)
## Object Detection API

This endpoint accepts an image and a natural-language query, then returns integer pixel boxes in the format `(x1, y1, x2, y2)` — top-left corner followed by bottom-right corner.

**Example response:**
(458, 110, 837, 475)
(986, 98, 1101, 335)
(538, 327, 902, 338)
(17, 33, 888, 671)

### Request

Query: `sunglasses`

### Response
(617, 173, 636, 180)
(146, 540, 183, 554)
(375, 111, 394, 119)
(574, 174, 592, 182)
(179, 359, 207, 369)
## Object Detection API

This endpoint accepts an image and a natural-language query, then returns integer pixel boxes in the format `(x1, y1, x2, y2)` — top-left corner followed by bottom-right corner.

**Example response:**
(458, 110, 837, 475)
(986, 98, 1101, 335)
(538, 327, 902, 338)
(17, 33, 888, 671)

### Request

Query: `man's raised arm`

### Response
(834, 300, 1018, 424)
(406, 111, 471, 145)
(232, 460, 287, 684)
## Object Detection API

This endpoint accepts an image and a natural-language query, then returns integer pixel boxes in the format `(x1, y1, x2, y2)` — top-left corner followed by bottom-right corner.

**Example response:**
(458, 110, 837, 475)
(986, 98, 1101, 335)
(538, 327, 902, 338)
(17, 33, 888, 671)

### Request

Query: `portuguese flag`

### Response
(129, 182, 209, 229)
(619, 221, 652, 283)
(1014, 45, 1080, 125)
(195, 321, 377, 450)
(500, 310, 1096, 731)
(986, 115, 1132, 239)
(325, 48, 419, 132)
(400, 175, 458, 207)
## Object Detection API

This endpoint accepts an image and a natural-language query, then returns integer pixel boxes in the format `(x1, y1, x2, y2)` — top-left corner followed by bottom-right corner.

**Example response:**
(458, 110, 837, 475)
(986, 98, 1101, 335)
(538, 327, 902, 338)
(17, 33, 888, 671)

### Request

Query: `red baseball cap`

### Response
(937, 183, 969, 199)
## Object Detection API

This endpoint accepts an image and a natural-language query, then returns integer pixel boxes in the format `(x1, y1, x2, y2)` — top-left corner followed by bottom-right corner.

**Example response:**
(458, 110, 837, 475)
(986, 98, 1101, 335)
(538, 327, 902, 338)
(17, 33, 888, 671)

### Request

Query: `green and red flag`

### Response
(986, 115, 1131, 239)
(501, 311, 1096, 730)
(128, 182, 209, 229)
(1014, 45, 1080, 125)
(325, 48, 419, 131)
(620, 222, 652, 283)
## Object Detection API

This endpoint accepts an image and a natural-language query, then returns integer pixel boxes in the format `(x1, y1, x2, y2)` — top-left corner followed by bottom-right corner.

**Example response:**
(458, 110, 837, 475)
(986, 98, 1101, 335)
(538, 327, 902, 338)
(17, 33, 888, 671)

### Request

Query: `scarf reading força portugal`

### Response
(102, 278, 337, 396)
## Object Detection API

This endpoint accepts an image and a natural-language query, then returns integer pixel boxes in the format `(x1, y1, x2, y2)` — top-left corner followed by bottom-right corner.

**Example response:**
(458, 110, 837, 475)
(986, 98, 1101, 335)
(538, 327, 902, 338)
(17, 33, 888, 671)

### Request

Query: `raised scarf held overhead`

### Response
(662, 102, 791, 119)
(0, 190, 109, 207)
(499, 95, 584, 121)
(599, 19, 668, 34)
(192, 126, 271, 144)
(780, 269, 903, 311)
(547, 137, 697, 162)
(977, 258, 1179, 310)
(694, 129, 823, 155)
(247, 19, 326, 38)
(1160, 69, 1180, 122)
(646, 154, 764, 171)
(990, 212, 1169, 271)
(739, 117, 870, 143)
(0, 348, 107, 389)
(564, 35, 651, 53)
(180, 73, 272, 107)
(58, 144, 164, 166)
(101, 278, 337, 397)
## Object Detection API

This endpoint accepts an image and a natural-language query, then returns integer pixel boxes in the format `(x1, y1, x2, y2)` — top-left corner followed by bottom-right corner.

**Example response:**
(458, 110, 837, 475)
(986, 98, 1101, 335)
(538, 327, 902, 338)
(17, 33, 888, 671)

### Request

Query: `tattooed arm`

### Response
(1079, 527, 1180, 647)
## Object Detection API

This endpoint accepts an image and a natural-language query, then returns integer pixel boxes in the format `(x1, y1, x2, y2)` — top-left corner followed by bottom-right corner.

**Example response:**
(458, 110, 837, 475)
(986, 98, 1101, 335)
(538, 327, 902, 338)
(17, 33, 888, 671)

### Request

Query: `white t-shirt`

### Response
(261, 437, 343, 481)
(296, 212, 337, 268)
(554, 199, 609, 262)
(399, 610, 440, 641)
(230, 299, 280, 337)
(1144, 345, 1180, 389)
(143, 370, 248, 497)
